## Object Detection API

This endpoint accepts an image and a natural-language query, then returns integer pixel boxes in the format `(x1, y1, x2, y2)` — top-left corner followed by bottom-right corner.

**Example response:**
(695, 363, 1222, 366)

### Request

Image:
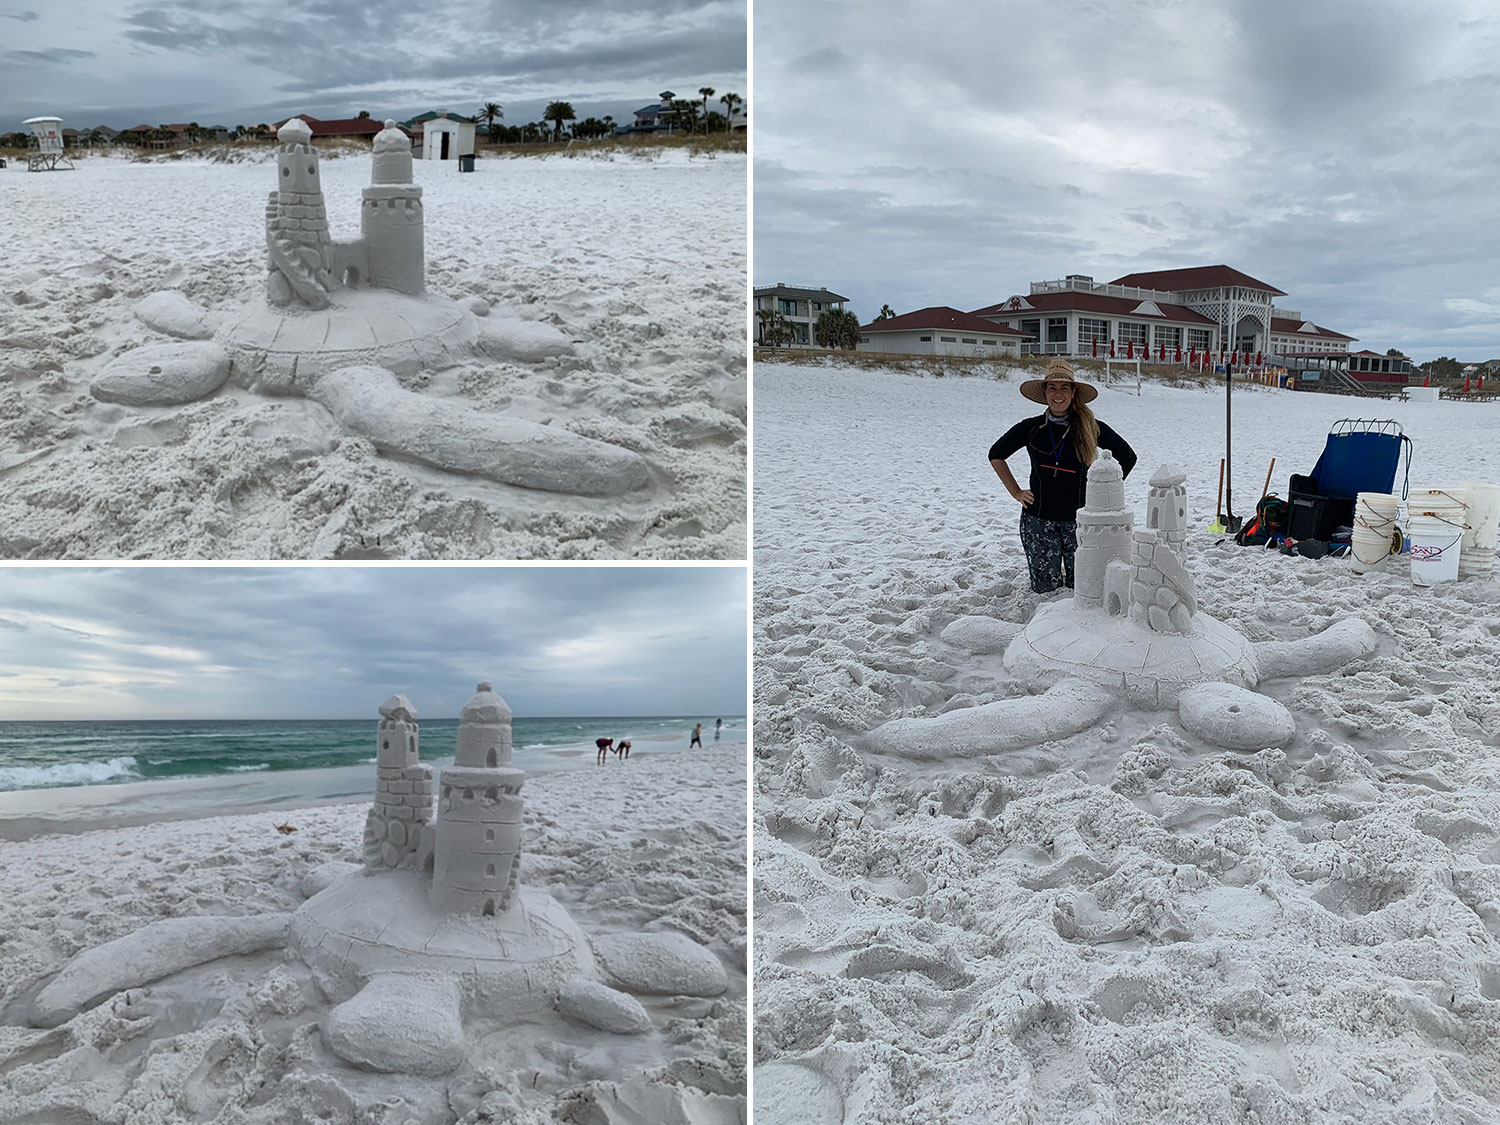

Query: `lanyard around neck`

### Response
(1046, 416, 1070, 464)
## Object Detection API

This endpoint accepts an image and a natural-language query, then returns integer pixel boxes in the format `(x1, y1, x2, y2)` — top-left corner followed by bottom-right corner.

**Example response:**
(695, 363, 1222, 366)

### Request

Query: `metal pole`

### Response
(1224, 361, 1239, 531)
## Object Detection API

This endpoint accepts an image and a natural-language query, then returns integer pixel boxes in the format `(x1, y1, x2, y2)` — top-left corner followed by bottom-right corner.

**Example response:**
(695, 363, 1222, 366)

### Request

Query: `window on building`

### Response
(778, 299, 798, 316)
(962, 337, 976, 344)
(920, 336, 932, 342)
(1078, 318, 1109, 346)
(1154, 325, 1182, 350)
(1117, 322, 1148, 347)
(940, 336, 956, 342)
(1046, 317, 1068, 344)
(982, 339, 997, 345)
(1019, 318, 1041, 341)
(1187, 329, 1211, 352)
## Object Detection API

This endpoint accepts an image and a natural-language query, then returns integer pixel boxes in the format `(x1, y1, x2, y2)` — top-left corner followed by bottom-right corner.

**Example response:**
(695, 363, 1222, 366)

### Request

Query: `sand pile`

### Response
(0, 744, 746, 1124)
(753, 361, 1500, 1122)
(0, 149, 745, 559)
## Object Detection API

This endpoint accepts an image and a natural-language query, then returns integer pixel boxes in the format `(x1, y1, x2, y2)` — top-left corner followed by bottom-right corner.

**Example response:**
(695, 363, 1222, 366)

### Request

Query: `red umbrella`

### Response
(1256, 351, 1262, 366)
(1127, 340, 1134, 359)
(1465, 375, 1472, 393)
(1092, 337, 1097, 359)
(1110, 340, 1116, 358)
(1158, 342, 1165, 361)
(1424, 374, 1431, 387)
(1175, 346, 1182, 363)
(1189, 346, 1195, 365)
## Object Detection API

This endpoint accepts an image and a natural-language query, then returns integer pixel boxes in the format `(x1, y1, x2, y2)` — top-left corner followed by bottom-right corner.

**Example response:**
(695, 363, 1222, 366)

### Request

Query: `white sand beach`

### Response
(753, 359, 1500, 1122)
(0, 743, 747, 1124)
(0, 146, 746, 559)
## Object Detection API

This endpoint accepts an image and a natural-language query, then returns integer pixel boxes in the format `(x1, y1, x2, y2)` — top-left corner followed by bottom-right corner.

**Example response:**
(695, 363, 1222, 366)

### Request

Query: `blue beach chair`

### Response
(1287, 419, 1412, 541)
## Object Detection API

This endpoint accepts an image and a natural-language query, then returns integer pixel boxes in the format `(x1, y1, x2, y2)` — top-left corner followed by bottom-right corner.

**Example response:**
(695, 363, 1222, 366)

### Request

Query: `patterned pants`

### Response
(1020, 511, 1077, 593)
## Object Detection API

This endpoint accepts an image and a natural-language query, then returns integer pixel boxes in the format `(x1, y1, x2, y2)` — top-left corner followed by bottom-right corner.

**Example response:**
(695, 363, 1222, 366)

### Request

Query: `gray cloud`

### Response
(2, 0, 743, 132)
(0, 568, 747, 720)
(3, 8, 38, 19)
(755, 0, 1500, 361)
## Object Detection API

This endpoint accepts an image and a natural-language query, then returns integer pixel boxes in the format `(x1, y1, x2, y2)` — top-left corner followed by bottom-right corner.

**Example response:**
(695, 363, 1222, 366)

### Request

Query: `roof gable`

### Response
(971, 290, 1215, 325)
(1107, 265, 1286, 297)
(862, 306, 1025, 335)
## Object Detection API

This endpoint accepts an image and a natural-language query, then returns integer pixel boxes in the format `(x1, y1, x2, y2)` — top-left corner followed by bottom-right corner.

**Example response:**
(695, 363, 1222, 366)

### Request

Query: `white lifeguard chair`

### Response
(22, 116, 74, 171)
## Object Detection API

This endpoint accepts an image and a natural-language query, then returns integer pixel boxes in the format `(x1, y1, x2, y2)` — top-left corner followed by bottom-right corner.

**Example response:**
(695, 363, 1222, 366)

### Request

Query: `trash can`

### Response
(458, 154, 475, 173)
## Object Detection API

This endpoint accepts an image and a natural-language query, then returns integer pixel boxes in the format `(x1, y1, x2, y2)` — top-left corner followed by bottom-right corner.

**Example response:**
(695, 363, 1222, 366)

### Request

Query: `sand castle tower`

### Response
(363, 694, 434, 870)
(431, 683, 525, 916)
(1124, 464, 1197, 634)
(266, 117, 335, 309)
(1145, 465, 1188, 558)
(1074, 450, 1135, 610)
(361, 119, 425, 295)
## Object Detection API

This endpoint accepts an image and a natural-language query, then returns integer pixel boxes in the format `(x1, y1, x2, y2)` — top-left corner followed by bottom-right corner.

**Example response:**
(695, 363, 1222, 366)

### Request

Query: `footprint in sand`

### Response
(754, 1061, 844, 1125)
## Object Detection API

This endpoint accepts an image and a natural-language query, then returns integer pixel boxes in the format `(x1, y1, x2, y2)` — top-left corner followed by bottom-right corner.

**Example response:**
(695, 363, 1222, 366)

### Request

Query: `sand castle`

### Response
(28, 680, 729, 1075)
(867, 457, 1381, 757)
(361, 684, 525, 915)
(89, 118, 650, 499)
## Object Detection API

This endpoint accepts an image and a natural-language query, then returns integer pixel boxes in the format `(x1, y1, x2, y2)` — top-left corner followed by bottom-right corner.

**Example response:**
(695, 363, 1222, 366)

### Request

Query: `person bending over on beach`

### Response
(690, 723, 703, 748)
(596, 736, 614, 765)
(988, 358, 1137, 594)
(616, 738, 631, 759)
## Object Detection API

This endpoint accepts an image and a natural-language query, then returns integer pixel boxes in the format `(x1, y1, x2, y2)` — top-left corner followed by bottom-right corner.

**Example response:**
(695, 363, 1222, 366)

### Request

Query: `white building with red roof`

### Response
(858, 307, 1025, 358)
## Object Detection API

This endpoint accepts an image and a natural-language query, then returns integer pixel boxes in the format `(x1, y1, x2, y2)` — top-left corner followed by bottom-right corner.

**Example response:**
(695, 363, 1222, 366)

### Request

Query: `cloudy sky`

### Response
(755, 0, 1500, 362)
(0, 567, 747, 720)
(2, 0, 745, 132)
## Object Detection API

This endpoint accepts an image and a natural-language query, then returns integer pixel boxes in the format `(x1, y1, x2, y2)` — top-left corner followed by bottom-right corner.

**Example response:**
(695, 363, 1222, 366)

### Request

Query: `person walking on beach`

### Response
(715, 718, 722, 741)
(988, 358, 1137, 594)
(690, 722, 703, 748)
(596, 736, 614, 765)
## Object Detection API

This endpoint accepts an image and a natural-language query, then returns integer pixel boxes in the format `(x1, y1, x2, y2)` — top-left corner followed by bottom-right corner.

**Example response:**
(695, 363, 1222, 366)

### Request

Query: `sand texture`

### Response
(0, 148, 745, 559)
(0, 745, 746, 1124)
(753, 360, 1500, 1123)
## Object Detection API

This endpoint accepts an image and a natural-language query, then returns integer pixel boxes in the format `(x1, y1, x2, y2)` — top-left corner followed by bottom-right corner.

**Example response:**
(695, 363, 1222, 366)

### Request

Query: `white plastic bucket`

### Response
(1350, 492, 1400, 573)
(1408, 500, 1467, 586)
(1458, 481, 1500, 578)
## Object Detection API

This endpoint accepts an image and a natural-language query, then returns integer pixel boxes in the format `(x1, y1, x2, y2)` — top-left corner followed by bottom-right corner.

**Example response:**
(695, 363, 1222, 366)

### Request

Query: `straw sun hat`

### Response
(1020, 358, 1098, 405)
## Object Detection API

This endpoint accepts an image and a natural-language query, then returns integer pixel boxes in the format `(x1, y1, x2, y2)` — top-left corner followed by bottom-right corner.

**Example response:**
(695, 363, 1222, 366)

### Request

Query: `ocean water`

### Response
(0, 716, 745, 792)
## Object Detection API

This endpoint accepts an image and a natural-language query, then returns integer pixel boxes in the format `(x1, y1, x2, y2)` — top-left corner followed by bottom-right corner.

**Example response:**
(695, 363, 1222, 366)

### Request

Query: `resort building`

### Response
(971, 281, 1219, 360)
(857, 307, 1024, 358)
(754, 284, 851, 347)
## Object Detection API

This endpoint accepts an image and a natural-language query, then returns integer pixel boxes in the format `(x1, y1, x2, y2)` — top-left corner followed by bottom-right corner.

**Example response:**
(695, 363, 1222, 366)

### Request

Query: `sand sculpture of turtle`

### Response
(866, 455, 1380, 758)
(88, 118, 649, 499)
(26, 682, 727, 1074)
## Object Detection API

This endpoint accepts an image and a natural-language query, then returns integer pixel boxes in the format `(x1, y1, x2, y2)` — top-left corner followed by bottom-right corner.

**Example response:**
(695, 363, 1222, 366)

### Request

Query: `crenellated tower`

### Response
(363, 694, 434, 869)
(430, 683, 525, 916)
(361, 119, 425, 296)
(266, 117, 335, 309)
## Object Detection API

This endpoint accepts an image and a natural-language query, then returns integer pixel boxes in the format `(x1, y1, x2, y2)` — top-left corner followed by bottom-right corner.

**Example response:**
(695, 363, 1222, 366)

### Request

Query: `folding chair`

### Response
(1287, 419, 1412, 541)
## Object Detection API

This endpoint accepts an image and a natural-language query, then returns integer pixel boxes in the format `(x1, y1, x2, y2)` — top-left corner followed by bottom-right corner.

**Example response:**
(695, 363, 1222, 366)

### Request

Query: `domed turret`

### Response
(371, 119, 413, 185)
(456, 682, 513, 768)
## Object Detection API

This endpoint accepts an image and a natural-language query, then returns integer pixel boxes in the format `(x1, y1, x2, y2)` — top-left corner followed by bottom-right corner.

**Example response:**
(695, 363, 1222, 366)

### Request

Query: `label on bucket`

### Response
(1411, 543, 1448, 561)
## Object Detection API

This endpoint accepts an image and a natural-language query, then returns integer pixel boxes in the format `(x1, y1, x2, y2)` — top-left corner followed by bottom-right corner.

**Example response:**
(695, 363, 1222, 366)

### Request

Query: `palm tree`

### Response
(357, 110, 371, 119)
(719, 92, 742, 128)
(879, 304, 895, 320)
(478, 101, 503, 145)
(670, 99, 699, 134)
(698, 86, 715, 133)
(543, 101, 576, 141)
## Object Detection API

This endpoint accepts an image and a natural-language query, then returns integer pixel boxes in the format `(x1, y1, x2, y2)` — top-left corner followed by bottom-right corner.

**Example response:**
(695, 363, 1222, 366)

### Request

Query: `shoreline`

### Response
(0, 731, 746, 840)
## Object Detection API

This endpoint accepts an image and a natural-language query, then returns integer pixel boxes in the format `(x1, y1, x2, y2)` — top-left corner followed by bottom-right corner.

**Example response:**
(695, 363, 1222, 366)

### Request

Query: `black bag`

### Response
(1236, 494, 1288, 547)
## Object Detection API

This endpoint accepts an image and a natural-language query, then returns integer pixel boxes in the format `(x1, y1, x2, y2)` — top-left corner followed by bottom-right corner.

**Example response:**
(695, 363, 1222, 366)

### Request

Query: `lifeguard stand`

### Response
(22, 116, 74, 171)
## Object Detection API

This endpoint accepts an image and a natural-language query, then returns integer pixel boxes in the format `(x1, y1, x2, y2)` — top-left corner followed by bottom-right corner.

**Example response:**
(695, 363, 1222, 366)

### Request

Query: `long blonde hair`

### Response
(1070, 399, 1099, 465)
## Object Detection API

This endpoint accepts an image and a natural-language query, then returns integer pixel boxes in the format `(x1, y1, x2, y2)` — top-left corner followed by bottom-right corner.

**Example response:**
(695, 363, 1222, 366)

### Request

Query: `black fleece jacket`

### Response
(989, 412, 1138, 522)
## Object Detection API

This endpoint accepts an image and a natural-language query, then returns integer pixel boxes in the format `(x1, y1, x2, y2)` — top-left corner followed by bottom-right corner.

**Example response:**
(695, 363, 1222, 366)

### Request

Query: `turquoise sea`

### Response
(0, 716, 746, 792)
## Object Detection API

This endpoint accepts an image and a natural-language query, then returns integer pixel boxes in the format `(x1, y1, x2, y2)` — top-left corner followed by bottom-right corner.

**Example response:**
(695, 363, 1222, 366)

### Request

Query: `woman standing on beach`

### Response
(988, 358, 1137, 593)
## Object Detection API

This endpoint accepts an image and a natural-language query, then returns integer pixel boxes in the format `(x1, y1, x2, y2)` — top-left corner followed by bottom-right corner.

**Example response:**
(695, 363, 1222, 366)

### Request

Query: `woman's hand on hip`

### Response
(1015, 489, 1034, 506)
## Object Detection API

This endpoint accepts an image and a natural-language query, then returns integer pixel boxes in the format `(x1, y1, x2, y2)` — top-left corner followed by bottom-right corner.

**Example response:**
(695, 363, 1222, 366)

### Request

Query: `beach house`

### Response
(754, 284, 850, 347)
(857, 307, 1025, 358)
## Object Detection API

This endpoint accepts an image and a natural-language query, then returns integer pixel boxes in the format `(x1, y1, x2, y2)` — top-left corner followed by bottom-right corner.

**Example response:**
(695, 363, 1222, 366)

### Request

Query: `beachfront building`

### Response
(412, 112, 475, 161)
(619, 91, 684, 136)
(858, 307, 1025, 358)
(273, 115, 387, 142)
(1267, 312, 1355, 356)
(971, 278, 1219, 360)
(754, 284, 850, 347)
